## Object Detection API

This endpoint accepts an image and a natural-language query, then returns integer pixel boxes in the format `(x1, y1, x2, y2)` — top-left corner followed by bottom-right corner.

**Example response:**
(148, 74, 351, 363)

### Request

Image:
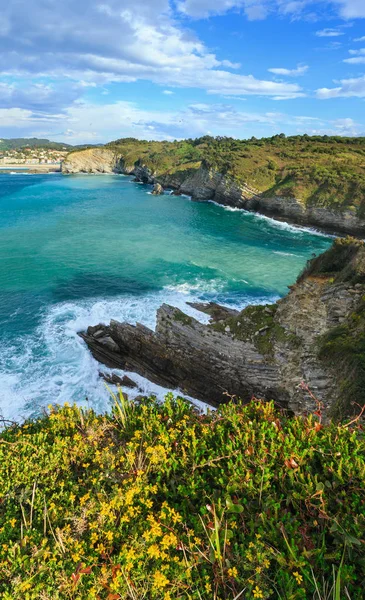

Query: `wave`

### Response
(0, 285, 233, 421)
(273, 250, 300, 257)
(207, 199, 333, 238)
(0, 277, 282, 422)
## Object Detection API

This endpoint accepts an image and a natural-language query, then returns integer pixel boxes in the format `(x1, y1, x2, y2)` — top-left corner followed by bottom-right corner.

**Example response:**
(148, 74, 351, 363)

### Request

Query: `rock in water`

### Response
(151, 183, 164, 195)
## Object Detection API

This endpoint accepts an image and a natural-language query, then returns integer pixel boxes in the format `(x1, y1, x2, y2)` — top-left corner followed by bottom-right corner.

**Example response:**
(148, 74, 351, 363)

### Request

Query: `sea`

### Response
(0, 172, 331, 420)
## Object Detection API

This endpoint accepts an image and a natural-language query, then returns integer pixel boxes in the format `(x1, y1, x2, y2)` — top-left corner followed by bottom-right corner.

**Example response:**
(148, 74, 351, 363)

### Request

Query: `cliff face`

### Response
(80, 240, 365, 418)
(62, 148, 365, 235)
(62, 148, 122, 174)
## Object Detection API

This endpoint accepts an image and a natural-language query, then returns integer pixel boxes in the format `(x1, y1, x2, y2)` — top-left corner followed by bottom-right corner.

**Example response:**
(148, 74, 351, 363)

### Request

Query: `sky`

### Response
(0, 0, 365, 144)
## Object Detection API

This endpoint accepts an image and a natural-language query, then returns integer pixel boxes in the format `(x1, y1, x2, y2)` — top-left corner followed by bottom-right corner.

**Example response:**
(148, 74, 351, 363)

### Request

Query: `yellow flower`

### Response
(153, 570, 169, 590)
(161, 533, 177, 549)
(205, 582, 212, 592)
(96, 543, 105, 554)
(9, 518, 16, 528)
(80, 493, 90, 506)
(228, 567, 238, 578)
(147, 544, 161, 559)
(293, 571, 303, 585)
(253, 586, 264, 599)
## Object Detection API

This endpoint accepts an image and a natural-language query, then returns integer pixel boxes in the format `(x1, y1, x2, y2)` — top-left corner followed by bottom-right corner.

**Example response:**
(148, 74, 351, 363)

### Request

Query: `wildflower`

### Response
(293, 571, 303, 585)
(9, 518, 16, 528)
(161, 532, 177, 549)
(253, 586, 264, 599)
(205, 582, 212, 592)
(147, 544, 161, 559)
(80, 493, 90, 506)
(96, 543, 105, 554)
(153, 570, 169, 590)
(228, 567, 238, 578)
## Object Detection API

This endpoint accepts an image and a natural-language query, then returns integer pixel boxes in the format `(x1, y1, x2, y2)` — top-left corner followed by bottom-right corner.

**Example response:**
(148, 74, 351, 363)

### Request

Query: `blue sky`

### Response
(0, 0, 365, 144)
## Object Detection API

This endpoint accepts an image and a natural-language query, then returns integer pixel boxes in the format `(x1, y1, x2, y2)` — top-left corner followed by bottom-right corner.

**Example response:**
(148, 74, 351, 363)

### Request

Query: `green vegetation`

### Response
(211, 304, 296, 358)
(105, 135, 365, 214)
(0, 138, 97, 151)
(319, 299, 365, 418)
(0, 138, 73, 151)
(1, 395, 364, 599)
(298, 237, 365, 284)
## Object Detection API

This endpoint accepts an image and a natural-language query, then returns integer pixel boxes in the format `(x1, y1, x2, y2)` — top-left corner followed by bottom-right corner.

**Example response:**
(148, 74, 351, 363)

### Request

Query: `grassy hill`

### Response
(105, 135, 365, 213)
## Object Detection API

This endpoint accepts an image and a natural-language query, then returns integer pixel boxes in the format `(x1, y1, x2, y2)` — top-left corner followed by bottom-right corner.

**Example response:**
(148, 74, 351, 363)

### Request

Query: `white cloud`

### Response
(332, 117, 358, 134)
(344, 56, 365, 63)
(334, 0, 365, 19)
(316, 74, 365, 98)
(354, 35, 365, 41)
(0, 0, 303, 103)
(343, 46, 365, 63)
(177, 0, 365, 20)
(315, 28, 344, 37)
(1, 99, 362, 143)
(163, 90, 175, 94)
(268, 64, 309, 76)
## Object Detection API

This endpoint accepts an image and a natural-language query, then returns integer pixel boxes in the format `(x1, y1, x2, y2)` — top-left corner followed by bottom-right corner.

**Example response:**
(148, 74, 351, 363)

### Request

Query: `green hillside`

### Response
(105, 135, 365, 212)
(0, 138, 100, 151)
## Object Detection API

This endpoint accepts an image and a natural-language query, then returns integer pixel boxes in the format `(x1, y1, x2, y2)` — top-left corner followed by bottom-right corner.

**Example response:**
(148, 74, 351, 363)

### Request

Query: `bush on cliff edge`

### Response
(0, 395, 364, 599)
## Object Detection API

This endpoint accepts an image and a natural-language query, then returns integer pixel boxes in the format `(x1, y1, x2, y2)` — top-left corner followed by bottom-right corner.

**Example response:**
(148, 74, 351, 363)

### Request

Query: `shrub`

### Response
(0, 396, 364, 599)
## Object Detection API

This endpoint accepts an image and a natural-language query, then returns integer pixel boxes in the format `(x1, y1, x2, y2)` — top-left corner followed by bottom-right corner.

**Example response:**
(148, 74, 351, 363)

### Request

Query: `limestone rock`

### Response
(152, 183, 164, 195)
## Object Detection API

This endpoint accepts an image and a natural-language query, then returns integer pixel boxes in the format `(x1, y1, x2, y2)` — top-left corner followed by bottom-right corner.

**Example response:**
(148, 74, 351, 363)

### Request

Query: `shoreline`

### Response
(63, 169, 340, 239)
(61, 162, 363, 238)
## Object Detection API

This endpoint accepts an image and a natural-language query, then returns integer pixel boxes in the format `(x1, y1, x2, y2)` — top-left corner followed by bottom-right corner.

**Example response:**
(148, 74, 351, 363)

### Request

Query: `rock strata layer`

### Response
(80, 240, 365, 417)
(62, 148, 365, 236)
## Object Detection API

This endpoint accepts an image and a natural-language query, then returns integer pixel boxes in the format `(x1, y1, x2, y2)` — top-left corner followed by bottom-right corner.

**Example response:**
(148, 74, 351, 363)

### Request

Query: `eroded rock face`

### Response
(80, 304, 284, 407)
(62, 149, 122, 174)
(80, 241, 365, 417)
(62, 148, 365, 235)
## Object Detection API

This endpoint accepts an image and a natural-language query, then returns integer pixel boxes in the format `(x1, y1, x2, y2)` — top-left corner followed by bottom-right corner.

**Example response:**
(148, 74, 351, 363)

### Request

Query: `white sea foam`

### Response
(0, 284, 242, 422)
(273, 251, 300, 257)
(207, 199, 333, 238)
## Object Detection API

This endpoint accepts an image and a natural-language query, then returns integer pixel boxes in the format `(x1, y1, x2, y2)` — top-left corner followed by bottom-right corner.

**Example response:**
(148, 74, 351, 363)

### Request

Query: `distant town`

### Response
(0, 147, 68, 166)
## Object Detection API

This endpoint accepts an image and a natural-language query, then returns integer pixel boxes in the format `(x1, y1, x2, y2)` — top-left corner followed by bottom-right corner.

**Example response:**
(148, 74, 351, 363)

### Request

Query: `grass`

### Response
(96, 135, 365, 214)
(0, 394, 364, 599)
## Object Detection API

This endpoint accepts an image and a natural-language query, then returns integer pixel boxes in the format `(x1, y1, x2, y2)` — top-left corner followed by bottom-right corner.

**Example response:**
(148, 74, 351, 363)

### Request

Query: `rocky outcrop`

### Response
(79, 240, 365, 417)
(151, 183, 164, 195)
(80, 305, 283, 407)
(62, 148, 123, 174)
(62, 148, 365, 236)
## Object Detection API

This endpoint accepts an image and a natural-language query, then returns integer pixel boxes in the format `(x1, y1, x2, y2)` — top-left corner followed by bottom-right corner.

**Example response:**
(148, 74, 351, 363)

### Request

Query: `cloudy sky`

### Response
(1, 0, 365, 143)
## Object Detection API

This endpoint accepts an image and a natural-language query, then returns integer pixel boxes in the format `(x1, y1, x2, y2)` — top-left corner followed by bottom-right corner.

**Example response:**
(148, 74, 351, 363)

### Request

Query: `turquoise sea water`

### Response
(0, 172, 331, 419)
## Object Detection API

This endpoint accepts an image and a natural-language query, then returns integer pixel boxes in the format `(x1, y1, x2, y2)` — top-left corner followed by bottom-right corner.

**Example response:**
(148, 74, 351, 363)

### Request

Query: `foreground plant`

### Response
(0, 394, 364, 599)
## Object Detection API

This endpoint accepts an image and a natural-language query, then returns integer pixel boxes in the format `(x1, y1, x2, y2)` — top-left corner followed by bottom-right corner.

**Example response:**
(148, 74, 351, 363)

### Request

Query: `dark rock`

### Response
(187, 301, 239, 322)
(80, 241, 365, 416)
(99, 372, 139, 388)
(80, 306, 283, 407)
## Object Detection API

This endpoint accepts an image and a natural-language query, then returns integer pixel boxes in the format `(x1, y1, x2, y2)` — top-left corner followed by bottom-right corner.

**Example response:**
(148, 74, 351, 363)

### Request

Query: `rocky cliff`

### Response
(80, 239, 365, 419)
(62, 147, 365, 235)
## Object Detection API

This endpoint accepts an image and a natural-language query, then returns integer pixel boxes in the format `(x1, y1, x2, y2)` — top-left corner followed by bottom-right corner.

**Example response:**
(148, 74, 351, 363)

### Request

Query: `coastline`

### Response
(61, 152, 365, 238)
